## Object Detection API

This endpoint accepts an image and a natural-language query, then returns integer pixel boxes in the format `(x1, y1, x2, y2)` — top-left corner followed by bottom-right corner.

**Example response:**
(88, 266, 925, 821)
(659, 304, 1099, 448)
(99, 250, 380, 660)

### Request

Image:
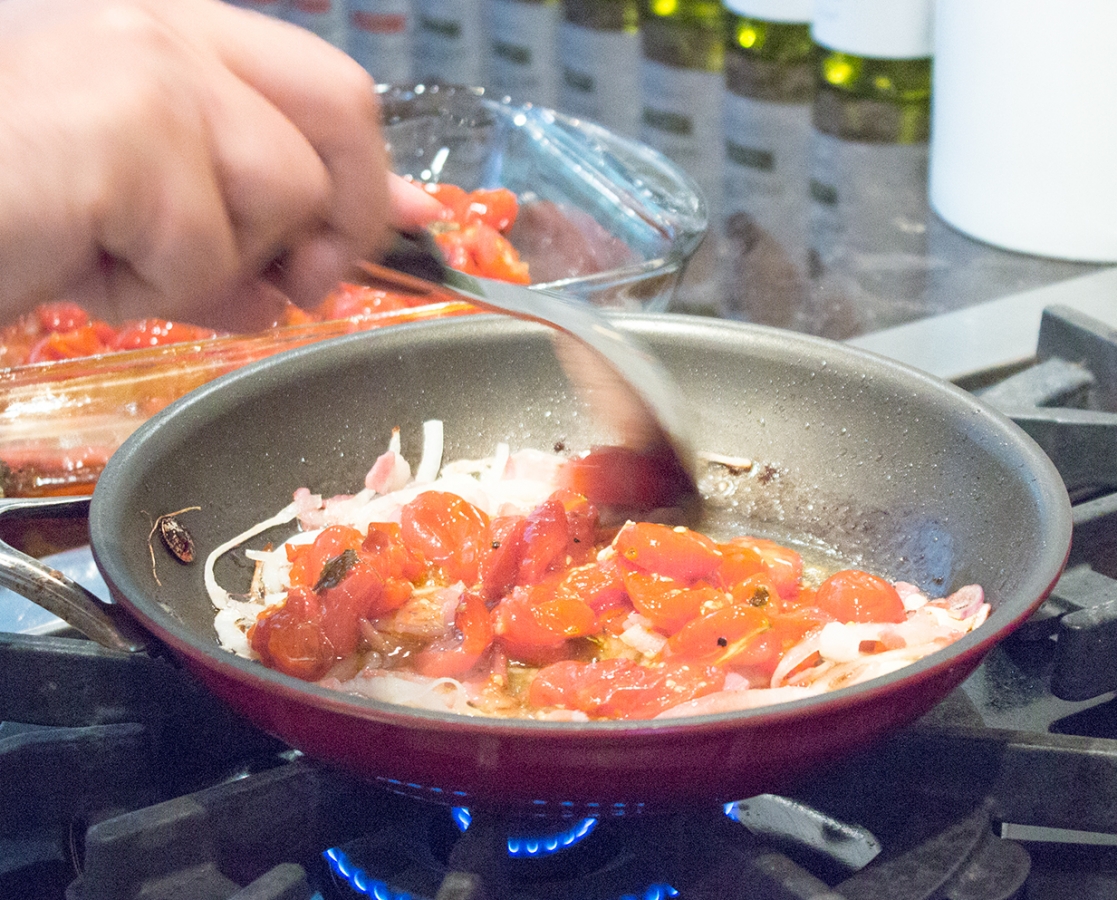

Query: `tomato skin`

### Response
(401, 491, 491, 585)
(314, 283, 415, 320)
(622, 569, 724, 634)
(815, 569, 906, 624)
(28, 322, 116, 362)
(560, 446, 692, 511)
(316, 560, 385, 656)
(518, 498, 570, 585)
(614, 522, 722, 583)
(480, 515, 528, 599)
(36, 301, 89, 333)
(492, 584, 598, 665)
(719, 536, 804, 602)
(413, 589, 495, 678)
(667, 604, 771, 667)
(554, 557, 628, 613)
(725, 573, 784, 612)
(528, 657, 724, 719)
(110, 319, 219, 351)
(249, 588, 331, 680)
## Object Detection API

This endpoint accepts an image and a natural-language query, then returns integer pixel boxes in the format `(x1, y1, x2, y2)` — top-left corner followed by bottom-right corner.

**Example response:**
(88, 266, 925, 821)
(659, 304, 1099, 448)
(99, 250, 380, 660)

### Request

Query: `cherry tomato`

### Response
(316, 559, 385, 656)
(361, 522, 425, 583)
(36, 301, 90, 333)
(413, 589, 495, 678)
(518, 498, 570, 584)
(725, 572, 784, 611)
(492, 583, 598, 665)
(28, 322, 116, 362)
(614, 521, 722, 583)
(554, 557, 628, 613)
(249, 588, 331, 680)
(466, 188, 520, 232)
(285, 525, 365, 590)
(528, 657, 724, 719)
(667, 604, 770, 667)
(719, 536, 804, 602)
(622, 569, 724, 634)
(401, 491, 491, 585)
(110, 319, 219, 351)
(814, 569, 906, 624)
(314, 283, 416, 321)
(560, 446, 691, 511)
(550, 488, 599, 565)
(479, 515, 527, 599)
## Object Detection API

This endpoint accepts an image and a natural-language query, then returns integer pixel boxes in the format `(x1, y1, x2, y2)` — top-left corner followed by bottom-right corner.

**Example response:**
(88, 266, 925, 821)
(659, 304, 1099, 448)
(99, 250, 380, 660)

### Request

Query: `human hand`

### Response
(0, 0, 441, 323)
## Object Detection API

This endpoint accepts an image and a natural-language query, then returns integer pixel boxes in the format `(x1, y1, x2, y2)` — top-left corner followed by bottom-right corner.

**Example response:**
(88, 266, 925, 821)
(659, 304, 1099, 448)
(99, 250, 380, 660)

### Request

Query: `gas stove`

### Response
(3, 301, 1117, 900)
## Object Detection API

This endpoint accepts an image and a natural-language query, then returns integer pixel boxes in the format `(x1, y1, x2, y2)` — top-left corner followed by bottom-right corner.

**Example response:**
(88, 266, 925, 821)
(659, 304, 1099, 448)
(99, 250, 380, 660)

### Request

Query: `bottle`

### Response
(412, 0, 486, 86)
(347, 0, 412, 84)
(285, 0, 348, 50)
(810, 0, 932, 144)
(559, 0, 642, 137)
(721, 0, 813, 328)
(638, 0, 726, 313)
(483, 0, 562, 107)
(226, 0, 287, 16)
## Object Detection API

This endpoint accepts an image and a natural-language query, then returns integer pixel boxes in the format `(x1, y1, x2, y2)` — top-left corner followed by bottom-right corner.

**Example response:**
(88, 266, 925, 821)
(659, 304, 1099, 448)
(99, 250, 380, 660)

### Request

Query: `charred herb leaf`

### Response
(314, 549, 359, 592)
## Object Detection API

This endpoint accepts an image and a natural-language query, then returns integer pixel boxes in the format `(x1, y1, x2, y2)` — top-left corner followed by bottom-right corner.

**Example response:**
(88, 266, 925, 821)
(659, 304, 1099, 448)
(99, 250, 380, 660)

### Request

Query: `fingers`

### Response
(389, 175, 446, 232)
(192, 1, 393, 305)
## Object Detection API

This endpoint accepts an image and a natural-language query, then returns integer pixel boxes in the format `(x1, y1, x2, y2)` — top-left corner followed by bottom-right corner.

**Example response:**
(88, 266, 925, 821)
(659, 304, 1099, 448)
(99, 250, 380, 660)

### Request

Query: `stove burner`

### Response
(450, 808, 598, 858)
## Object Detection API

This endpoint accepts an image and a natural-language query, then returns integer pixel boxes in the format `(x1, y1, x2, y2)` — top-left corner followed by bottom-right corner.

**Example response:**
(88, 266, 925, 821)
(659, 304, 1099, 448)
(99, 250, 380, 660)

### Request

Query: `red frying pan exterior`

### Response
(88, 314, 1072, 813)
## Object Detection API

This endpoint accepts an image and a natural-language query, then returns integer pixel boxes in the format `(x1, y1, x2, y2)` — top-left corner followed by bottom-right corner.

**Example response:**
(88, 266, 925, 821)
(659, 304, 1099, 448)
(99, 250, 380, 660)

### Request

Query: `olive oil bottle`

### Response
(804, 0, 934, 338)
(412, 0, 486, 86)
(484, 0, 562, 107)
(559, 0, 642, 136)
(639, 0, 726, 313)
(810, 0, 933, 144)
(721, 0, 813, 327)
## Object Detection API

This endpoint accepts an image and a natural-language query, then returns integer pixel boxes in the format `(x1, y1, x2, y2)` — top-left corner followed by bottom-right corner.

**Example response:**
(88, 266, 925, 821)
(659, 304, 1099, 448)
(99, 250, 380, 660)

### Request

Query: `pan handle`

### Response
(0, 496, 149, 653)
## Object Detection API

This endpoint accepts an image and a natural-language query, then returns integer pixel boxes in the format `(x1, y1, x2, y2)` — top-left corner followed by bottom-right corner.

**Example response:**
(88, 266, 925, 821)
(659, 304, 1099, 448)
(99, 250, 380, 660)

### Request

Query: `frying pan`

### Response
(0, 314, 1071, 814)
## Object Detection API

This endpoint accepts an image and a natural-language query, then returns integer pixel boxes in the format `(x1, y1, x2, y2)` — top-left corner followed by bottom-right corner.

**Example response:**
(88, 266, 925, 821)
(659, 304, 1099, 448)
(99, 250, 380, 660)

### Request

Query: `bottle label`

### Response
(285, 0, 347, 49)
(484, 0, 560, 108)
(723, 0, 812, 23)
(806, 132, 931, 336)
(723, 91, 811, 257)
(811, 0, 933, 59)
(639, 60, 725, 222)
(413, 0, 485, 86)
(558, 22, 641, 137)
(348, 0, 412, 83)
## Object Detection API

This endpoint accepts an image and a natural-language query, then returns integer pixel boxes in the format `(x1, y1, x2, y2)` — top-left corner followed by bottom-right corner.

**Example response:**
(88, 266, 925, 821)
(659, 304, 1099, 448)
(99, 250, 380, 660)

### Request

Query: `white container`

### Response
(929, 0, 1117, 263)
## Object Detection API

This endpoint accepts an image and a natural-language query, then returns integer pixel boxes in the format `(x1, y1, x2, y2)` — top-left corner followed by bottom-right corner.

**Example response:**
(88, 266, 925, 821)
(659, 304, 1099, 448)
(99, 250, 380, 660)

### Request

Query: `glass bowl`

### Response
(379, 82, 709, 311)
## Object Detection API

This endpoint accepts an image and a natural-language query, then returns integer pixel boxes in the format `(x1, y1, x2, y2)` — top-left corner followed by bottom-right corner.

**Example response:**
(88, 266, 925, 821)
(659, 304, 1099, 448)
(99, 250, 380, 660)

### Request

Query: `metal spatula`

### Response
(372, 230, 700, 523)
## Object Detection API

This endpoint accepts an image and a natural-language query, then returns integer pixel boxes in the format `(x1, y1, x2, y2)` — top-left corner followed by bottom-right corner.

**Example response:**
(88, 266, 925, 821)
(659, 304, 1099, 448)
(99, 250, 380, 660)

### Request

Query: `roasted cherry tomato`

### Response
(718, 536, 804, 602)
(110, 319, 219, 351)
(250, 588, 331, 680)
(667, 604, 770, 667)
(401, 491, 491, 585)
(622, 569, 725, 634)
(492, 583, 598, 665)
(614, 521, 722, 583)
(560, 446, 692, 511)
(314, 283, 416, 320)
(528, 657, 724, 719)
(36, 301, 90, 333)
(554, 557, 628, 613)
(28, 322, 116, 362)
(413, 589, 495, 678)
(518, 497, 570, 585)
(814, 569, 906, 624)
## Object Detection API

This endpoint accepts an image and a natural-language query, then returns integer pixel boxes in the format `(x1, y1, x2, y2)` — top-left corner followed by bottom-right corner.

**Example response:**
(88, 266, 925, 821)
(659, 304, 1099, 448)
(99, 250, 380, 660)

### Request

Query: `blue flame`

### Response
(324, 847, 415, 899)
(450, 807, 598, 857)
